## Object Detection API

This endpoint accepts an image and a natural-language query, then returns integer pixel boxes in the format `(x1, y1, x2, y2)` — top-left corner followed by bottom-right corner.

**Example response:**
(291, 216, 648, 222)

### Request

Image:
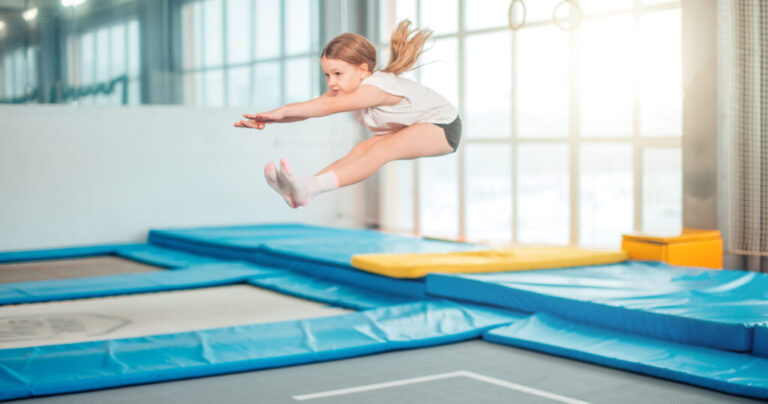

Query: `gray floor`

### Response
(9, 340, 762, 404)
(0, 256, 158, 283)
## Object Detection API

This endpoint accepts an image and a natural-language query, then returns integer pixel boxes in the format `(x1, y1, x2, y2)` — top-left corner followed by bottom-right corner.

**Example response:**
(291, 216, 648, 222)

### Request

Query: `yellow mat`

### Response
(351, 247, 628, 279)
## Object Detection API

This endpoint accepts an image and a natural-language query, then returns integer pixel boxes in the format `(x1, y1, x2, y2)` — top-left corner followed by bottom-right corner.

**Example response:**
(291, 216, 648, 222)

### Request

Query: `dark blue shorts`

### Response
(434, 116, 462, 153)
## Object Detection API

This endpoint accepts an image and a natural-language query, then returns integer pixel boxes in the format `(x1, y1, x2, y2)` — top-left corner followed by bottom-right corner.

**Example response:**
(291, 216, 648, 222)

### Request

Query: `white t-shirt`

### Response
(352, 71, 458, 136)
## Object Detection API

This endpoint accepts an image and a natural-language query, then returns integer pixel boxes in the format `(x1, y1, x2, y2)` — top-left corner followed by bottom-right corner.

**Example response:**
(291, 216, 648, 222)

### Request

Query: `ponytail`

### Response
(382, 20, 432, 75)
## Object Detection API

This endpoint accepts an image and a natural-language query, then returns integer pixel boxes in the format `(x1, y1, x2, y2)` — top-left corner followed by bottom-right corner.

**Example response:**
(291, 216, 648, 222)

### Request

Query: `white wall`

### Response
(0, 105, 366, 251)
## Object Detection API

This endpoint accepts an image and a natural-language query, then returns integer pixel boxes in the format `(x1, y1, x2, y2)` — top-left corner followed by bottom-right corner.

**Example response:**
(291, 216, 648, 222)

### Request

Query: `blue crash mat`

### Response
(755, 325, 768, 358)
(0, 300, 524, 401)
(149, 224, 480, 298)
(246, 272, 415, 310)
(427, 261, 768, 352)
(0, 243, 144, 263)
(484, 313, 768, 399)
(115, 244, 226, 268)
(0, 263, 277, 305)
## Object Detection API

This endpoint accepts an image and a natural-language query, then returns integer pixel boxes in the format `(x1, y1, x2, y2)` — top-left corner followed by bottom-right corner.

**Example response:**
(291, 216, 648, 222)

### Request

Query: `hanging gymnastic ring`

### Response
(553, 0, 583, 31)
(508, 0, 527, 31)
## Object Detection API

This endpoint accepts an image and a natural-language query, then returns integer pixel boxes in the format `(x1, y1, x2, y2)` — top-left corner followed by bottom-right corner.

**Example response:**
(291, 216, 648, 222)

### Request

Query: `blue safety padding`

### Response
(149, 224, 476, 298)
(427, 261, 768, 352)
(484, 313, 768, 399)
(254, 252, 426, 298)
(755, 325, 768, 358)
(0, 263, 277, 305)
(246, 272, 416, 310)
(0, 243, 144, 263)
(149, 230, 425, 298)
(150, 224, 480, 266)
(115, 244, 226, 268)
(0, 300, 524, 401)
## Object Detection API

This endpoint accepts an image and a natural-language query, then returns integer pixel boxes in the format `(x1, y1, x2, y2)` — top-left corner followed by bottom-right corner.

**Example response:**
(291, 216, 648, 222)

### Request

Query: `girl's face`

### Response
(321, 57, 371, 95)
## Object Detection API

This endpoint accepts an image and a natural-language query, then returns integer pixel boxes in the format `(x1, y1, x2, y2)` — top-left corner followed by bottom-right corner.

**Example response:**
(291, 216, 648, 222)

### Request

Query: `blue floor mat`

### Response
(0, 300, 524, 401)
(484, 313, 768, 399)
(754, 325, 768, 358)
(148, 223, 480, 298)
(0, 262, 277, 305)
(427, 261, 768, 352)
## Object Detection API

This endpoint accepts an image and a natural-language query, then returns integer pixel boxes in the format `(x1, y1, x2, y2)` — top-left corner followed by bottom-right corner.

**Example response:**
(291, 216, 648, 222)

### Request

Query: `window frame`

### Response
(377, 0, 683, 247)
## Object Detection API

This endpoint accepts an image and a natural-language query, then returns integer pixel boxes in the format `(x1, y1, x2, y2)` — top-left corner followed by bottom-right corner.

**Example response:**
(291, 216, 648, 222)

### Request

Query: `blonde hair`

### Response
(382, 20, 432, 75)
(321, 19, 432, 76)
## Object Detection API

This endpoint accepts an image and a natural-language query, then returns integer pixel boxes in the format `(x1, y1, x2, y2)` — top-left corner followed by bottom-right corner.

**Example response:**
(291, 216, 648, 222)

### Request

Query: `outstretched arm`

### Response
(234, 85, 389, 130)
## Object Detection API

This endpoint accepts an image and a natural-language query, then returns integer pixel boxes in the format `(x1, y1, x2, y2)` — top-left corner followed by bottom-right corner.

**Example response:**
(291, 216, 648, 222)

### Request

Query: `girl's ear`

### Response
(358, 63, 369, 74)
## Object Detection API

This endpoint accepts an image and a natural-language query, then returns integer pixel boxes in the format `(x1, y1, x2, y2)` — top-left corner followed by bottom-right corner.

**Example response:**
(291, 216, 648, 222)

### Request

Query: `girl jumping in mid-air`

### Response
(235, 20, 461, 208)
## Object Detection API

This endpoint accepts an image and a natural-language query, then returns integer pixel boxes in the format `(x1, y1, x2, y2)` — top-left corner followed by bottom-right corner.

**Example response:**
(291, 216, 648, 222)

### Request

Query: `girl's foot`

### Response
(277, 158, 339, 208)
(264, 162, 298, 208)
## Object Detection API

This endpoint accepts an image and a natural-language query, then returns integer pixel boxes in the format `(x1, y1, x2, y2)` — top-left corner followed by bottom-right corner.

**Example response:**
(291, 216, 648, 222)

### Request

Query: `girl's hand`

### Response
(234, 119, 267, 130)
(245, 108, 285, 122)
(234, 108, 285, 130)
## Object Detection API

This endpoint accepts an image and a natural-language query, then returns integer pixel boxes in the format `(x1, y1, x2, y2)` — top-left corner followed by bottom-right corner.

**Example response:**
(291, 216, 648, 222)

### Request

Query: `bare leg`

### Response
(333, 123, 453, 187)
(316, 134, 387, 176)
(275, 124, 452, 208)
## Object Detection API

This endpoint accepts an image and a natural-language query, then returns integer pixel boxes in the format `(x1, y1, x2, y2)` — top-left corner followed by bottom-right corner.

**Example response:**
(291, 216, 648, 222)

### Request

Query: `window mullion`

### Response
(633, 0, 643, 233)
(457, 0, 466, 241)
(569, 16, 581, 247)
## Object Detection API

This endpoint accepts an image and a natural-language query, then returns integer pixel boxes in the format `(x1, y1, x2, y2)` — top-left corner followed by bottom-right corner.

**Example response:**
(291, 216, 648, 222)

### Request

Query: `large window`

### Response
(1, 47, 37, 102)
(378, 0, 683, 248)
(181, 0, 321, 109)
(65, 19, 141, 105)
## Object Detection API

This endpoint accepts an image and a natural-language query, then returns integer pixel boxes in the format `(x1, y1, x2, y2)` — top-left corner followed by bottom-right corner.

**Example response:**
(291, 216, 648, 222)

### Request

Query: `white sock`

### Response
(264, 161, 297, 208)
(277, 158, 339, 207)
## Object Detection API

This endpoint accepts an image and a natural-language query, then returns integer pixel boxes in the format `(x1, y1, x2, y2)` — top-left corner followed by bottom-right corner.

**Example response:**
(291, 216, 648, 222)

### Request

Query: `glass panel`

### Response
(228, 65, 251, 106)
(196, 72, 206, 106)
(379, 0, 417, 43)
(465, 0, 536, 30)
(643, 147, 681, 234)
(465, 31, 511, 139)
(523, 0, 563, 24)
(286, 0, 312, 55)
(67, 37, 77, 85)
(517, 24, 569, 138)
(420, 0, 457, 35)
(96, 27, 110, 82)
(128, 78, 140, 105)
(184, 72, 197, 105)
(419, 153, 458, 238)
(419, 37, 458, 110)
(579, 0, 633, 14)
(181, 2, 197, 70)
(80, 32, 95, 85)
(466, 144, 512, 242)
(194, 2, 205, 68)
(2, 55, 12, 98)
(518, 143, 570, 244)
(640, 9, 682, 137)
(285, 57, 312, 104)
(14, 50, 24, 95)
(204, 0, 224, 67)
(110, 78, 125, 104)
(580, 143, 633, 247)
(127, 20, 140, 77)
(641, 0, 680, 5)
(381, 160, 414, 233)
(579, 16, 634, 137)
(254, 61, 281, 110)
(227, 0, 251, 64)
(110, 24, 126, 77)
(204, 69, 224, 107)
(26, 47, 37, 89)
(255, 0, 280, 59)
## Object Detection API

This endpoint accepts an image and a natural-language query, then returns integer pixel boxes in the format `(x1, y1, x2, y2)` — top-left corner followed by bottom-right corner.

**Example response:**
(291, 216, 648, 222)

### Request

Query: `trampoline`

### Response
(1, 223, 767, 402)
